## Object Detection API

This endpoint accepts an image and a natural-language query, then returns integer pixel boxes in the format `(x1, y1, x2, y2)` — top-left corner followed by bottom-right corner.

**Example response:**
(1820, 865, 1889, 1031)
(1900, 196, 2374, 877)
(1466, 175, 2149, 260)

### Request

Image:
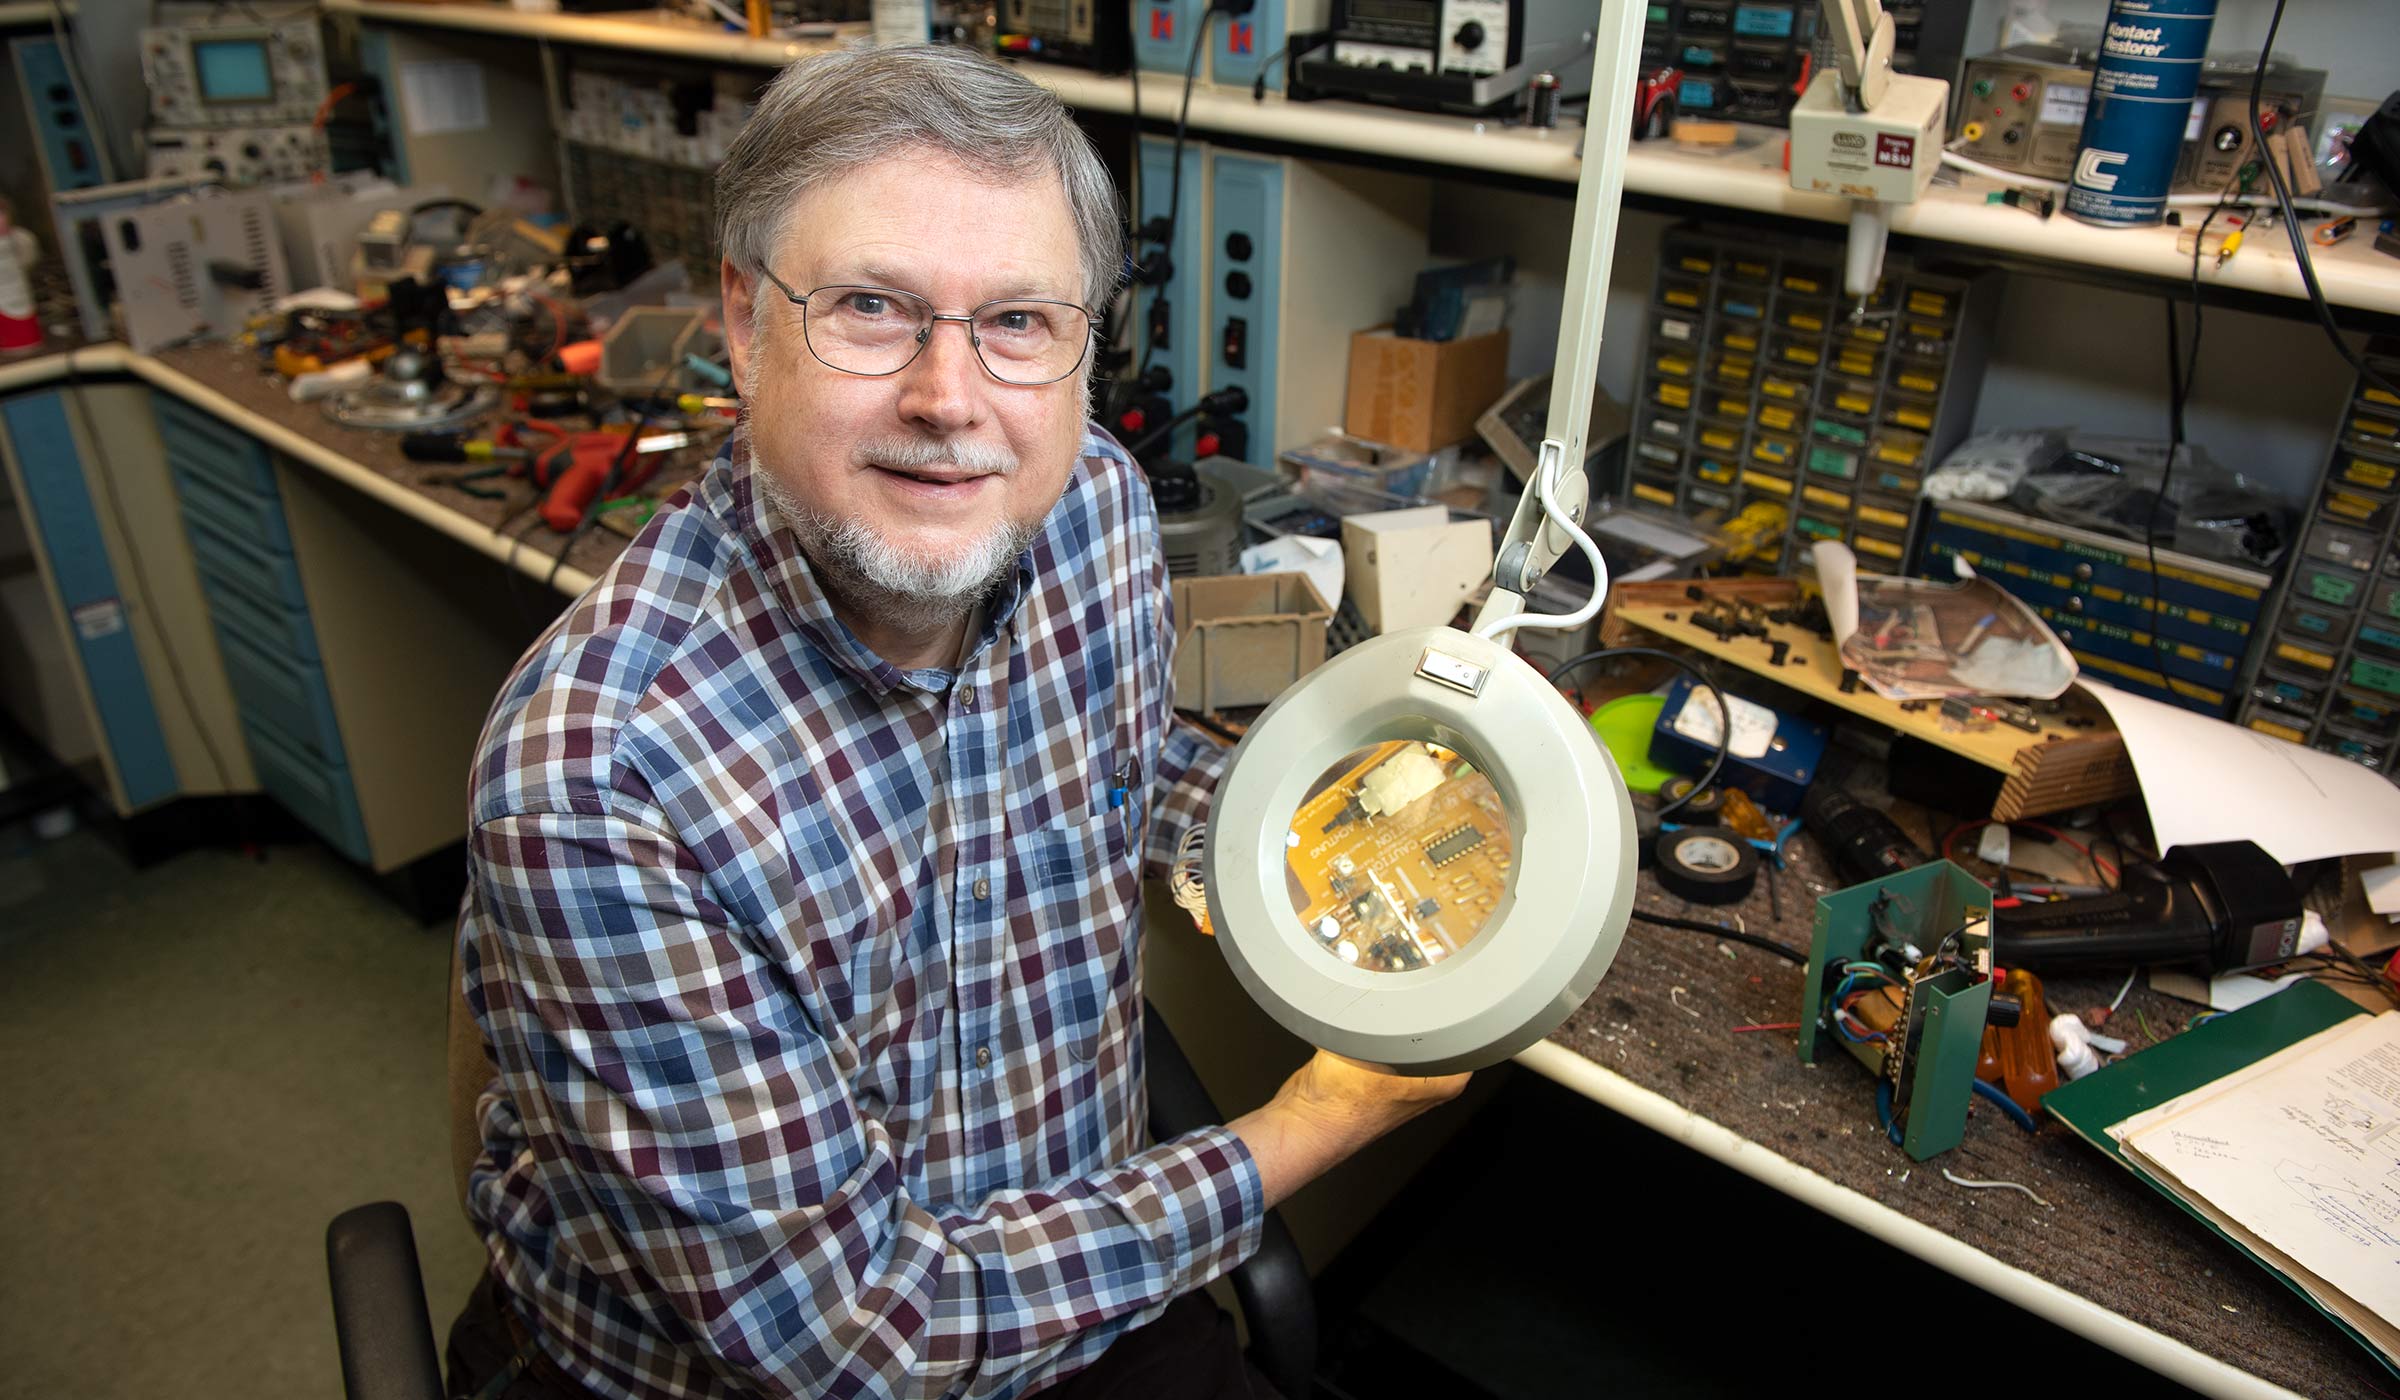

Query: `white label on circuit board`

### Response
(1671, 686, 1777, 759)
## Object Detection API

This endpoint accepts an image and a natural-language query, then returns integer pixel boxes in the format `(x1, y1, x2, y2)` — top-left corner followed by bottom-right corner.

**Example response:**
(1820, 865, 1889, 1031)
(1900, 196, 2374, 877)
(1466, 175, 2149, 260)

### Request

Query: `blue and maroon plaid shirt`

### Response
(456, 421, 1259, 1400)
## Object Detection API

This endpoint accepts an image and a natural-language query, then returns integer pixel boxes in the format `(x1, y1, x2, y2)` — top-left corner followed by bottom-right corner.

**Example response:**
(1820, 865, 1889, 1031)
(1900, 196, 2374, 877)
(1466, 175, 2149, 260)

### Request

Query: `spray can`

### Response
(2067, 0, 2218, 227)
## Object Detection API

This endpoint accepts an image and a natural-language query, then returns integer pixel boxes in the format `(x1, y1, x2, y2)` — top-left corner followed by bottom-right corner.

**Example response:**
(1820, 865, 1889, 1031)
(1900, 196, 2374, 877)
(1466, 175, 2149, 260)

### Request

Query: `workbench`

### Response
(1521, 830, 2390, 1400)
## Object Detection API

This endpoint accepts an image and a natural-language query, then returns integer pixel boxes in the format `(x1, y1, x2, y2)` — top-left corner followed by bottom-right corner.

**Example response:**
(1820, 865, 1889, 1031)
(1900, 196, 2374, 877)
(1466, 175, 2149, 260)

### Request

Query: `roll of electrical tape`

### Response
(1660, 776, 1723, 818)
(1655, 826, 1758, 905)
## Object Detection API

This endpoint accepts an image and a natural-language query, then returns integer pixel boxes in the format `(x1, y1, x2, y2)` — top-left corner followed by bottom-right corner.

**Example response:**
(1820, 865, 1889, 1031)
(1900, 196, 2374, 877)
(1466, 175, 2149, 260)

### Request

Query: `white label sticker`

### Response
(1671, 685, 1778, 760)
(71, 598, 125, 641)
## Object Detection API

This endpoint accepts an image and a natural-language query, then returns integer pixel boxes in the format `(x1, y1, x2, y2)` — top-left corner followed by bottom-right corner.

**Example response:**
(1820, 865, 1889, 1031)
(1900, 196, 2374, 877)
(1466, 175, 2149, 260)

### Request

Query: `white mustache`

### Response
(855, 438, 1018, 475)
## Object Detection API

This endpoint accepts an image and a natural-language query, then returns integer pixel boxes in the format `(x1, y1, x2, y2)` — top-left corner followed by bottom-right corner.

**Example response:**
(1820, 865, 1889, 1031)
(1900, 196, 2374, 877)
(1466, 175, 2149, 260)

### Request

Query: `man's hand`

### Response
(1226, 1051, 1471, 1209)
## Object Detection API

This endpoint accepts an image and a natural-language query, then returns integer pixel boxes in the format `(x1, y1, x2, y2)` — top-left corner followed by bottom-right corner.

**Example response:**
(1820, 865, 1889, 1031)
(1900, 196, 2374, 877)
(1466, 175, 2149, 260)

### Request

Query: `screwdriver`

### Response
(400, 434, 531, 463)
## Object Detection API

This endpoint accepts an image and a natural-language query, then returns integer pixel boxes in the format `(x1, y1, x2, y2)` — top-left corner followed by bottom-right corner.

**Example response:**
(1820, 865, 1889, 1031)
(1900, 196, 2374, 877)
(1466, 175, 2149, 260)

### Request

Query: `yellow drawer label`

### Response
(1733, 259, 1771, 281)
(1836, 354, 1878, 378)
(2326, 491, 2385, 523)
(1700, 425, 1740, 451)
(1633, 482, 1677, 507)
(1802, 485, 1851, 511)
(1845, 324, 1891, 346)
(1751, 437, 1796, 464)
(2277, 640, 2337, 671)
(1891, 405, 1935, 431)
(2342, 457, 2397, 489)
(2364, 385, 2400, 407)
(1854, 533, 1904, 560)
(1696, 458, 1738, 482)
(2247, 716, 2308, 744)
(1717, 360, 1755, 385)
(1665, 287, 1702, 308)
(1677, 255, 1712, 274)
(1716, 395, 1750, 419)
(1874, 442, 1920, 467)
(1896, 370, 1940, 394)
(1741, 469, 1794, 496)
(1723, 330, 1760, 354)
(2354, 415, 2399, 438)
(1654, 352, 1695, 377)
(1758, 405, 1798, 432)
(1783, 273, 1824, 294)
(1657, 382, 1692, 409)
(1781, 343, 1822, 367)
(1761, 376, 1802, 400)
(1834, 390, 1875, 415)
(1857, 503, 1909, 529)
(1785, 310, 1825, 333)
(1906, 290, 1952, 317)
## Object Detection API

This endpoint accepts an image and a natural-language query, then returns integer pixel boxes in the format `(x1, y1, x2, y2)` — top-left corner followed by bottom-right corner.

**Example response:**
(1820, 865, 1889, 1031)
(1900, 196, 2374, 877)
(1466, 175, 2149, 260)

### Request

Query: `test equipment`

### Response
(139, 18, 330, 129)
(1291, 0, 1596, 114)
(993, 0, 1133, 70)
(1786, 0, 1949, 315)
(144, 126, 332, 186)
(1950, 43, 2326, 195)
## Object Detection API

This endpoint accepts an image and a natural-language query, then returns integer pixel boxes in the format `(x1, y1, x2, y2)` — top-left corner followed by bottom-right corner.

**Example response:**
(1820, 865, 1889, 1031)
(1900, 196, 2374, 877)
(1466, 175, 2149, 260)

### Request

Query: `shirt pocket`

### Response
(1010, 802, 1144, 1063)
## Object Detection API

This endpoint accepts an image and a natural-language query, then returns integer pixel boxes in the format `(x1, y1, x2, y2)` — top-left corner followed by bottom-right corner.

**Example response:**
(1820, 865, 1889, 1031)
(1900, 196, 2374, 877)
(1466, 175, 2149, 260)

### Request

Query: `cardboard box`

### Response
(1345, 326, 1512, 454)
(1340, 505, 1493, 633)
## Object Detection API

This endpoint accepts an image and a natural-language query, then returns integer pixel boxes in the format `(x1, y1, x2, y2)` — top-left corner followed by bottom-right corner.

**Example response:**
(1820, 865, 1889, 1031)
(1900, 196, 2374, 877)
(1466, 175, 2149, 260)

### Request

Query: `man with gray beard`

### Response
(449, 44, 1463, 1400)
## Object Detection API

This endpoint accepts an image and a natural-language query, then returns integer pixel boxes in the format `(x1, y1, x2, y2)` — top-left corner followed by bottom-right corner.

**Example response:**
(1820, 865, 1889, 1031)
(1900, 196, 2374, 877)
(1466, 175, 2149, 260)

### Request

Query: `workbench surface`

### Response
(1537, 832, 2389, 1399)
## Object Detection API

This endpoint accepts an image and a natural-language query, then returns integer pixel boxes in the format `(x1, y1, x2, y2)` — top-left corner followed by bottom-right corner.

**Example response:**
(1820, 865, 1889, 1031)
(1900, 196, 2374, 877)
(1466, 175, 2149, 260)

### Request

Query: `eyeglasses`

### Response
(760, 273, 1095, 387)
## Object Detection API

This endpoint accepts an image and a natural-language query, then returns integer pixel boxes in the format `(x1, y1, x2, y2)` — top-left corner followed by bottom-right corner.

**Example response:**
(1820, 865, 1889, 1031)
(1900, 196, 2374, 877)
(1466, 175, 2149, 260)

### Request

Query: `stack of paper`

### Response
(2108, 1012, 2400, 1369)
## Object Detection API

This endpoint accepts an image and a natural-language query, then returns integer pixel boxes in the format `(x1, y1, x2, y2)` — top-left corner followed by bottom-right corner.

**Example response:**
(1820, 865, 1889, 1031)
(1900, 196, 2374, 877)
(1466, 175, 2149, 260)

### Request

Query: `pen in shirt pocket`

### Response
(1107, 757, 1141, 834)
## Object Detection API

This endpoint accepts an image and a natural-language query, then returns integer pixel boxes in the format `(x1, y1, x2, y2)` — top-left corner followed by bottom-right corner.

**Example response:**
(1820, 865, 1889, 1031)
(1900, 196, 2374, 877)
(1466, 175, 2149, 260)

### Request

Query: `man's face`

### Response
(722, 149, 1090, 606)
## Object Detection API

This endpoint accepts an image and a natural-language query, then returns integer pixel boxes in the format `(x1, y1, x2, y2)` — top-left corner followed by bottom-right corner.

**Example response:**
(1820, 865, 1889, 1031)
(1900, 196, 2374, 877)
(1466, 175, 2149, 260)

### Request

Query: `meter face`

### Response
(1283, 741, 1517, 974)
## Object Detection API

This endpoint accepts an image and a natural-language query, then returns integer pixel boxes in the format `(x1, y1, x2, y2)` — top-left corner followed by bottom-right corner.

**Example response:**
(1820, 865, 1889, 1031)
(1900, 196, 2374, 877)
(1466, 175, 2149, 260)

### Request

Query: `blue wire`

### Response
(1876, 1079, 1901, 1146)
(1971, 1076, 2040, 1133)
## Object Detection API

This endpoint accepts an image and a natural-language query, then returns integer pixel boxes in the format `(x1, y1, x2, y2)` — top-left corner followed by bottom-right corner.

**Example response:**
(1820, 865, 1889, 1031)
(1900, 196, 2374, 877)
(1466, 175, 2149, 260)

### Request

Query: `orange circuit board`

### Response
(1284, 741, 1515, 973)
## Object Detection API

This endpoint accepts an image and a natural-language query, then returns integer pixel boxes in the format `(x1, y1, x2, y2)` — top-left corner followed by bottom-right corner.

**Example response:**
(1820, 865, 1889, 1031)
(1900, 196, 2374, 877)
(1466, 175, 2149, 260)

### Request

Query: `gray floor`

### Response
(0, 821, 484, 1400)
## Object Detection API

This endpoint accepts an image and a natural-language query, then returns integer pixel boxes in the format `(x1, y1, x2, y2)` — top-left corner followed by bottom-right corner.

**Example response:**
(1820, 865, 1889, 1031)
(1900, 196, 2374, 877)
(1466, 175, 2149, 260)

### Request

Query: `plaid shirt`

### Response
(457, 421, 1260, 1400)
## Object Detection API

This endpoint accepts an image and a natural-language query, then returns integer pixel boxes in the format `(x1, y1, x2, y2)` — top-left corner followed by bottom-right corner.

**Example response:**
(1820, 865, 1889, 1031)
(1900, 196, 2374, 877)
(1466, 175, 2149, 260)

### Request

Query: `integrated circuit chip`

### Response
(1425, 826, 1485, 866)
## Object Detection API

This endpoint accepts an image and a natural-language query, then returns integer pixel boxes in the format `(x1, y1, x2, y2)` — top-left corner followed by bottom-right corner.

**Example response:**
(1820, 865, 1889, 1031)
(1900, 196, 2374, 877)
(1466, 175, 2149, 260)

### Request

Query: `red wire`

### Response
(1731, 1021, 1802, 1033)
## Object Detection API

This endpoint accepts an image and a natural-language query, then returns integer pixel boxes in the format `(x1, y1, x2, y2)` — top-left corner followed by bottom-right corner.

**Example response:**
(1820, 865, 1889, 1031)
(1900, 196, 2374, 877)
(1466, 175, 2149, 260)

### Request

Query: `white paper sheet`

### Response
(399, 61, 488, 137)
(2118, 1013, 2400, 1358)
(2361, 862, 2400, 919)
(2077, 679, 2400, 864)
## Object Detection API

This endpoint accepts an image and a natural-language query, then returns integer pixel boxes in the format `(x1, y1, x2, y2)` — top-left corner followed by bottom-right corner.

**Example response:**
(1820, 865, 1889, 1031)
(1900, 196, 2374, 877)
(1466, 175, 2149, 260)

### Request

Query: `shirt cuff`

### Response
(1137, 1124, 1267, 1294)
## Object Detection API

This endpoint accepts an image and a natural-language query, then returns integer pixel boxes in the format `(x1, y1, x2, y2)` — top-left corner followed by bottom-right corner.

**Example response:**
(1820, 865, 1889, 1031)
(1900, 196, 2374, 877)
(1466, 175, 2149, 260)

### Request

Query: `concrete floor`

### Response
(0, 821, 484, 1400)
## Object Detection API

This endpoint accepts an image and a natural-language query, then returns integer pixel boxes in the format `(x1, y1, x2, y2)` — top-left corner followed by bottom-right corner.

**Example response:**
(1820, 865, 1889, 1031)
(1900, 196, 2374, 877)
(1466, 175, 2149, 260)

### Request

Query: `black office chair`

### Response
(326, 1003, 1317, 1400)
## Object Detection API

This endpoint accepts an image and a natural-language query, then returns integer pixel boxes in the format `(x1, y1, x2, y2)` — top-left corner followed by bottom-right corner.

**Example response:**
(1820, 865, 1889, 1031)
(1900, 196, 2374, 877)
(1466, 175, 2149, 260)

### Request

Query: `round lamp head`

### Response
(1203, 625, 1637, 1075)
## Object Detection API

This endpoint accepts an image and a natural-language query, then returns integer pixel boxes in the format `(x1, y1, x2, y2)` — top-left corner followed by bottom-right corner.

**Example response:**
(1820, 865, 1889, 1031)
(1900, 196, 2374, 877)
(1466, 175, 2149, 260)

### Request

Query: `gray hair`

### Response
(716, 45, 1123, 313)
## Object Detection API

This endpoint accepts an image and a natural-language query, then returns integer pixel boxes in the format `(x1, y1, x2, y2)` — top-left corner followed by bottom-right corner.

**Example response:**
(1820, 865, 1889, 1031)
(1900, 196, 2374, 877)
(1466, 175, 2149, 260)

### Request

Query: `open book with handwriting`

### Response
(2105, 1010, 2400, 1370)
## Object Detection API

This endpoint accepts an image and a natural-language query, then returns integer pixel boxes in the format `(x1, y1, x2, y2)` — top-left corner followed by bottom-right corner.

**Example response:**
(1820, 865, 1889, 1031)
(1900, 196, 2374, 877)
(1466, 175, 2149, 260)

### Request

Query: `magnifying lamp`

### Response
(1200, 0, 1653, 1075)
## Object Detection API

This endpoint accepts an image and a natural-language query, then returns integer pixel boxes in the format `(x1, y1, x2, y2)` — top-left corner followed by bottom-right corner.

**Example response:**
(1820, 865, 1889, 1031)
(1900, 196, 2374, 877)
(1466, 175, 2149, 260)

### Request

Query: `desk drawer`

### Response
(153, 392, 279, 498)
(241, 718, 369, 865)
(212, 609, 347, 768)
(184, 509, 311, 616)
(193, 560, 320, 661)
(174, 465, 294, 554)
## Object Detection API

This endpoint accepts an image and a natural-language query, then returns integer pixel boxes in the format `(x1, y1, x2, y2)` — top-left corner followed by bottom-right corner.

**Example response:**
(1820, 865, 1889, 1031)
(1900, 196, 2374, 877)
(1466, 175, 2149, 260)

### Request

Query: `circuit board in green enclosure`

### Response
(1285, 741, 1514, 973)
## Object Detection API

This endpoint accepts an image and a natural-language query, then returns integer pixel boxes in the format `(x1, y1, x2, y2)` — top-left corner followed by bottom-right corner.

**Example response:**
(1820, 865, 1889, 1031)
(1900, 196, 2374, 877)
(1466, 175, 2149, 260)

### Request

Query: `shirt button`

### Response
(973, 877, 990, 900)
(975, 1046, 992, 1068)
(959, 686, 975, 708)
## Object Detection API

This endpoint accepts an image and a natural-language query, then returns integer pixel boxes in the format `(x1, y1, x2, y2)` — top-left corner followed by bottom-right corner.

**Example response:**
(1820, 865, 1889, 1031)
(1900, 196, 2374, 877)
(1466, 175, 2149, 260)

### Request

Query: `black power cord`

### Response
(1544, 646, 1732, 821)
(1629, 910, 1808, 964)
(2151, 195, 2217, 676)
(2248, 0, 2400, 404)
(1131, 0, 1228, 396)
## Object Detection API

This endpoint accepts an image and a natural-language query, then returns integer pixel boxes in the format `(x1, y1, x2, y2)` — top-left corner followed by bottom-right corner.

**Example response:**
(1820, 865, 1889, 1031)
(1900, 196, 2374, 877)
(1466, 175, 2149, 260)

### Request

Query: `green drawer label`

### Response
(1812, 418, 1868, 446)
(2352, 658, 2400, 695)
(2311, 572, 2362, 605)
(1807, 445, 1859, 477)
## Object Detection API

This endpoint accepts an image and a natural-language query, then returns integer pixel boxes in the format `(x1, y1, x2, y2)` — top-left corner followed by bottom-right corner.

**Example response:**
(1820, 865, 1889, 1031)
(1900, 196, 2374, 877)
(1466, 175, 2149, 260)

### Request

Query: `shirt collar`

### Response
(709, 419, 1068, 696)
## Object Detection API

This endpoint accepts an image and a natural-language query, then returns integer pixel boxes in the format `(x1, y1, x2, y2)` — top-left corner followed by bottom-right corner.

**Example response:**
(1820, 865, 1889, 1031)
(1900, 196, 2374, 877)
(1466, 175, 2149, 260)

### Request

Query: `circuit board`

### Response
(1285, 741, 1515, 973)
